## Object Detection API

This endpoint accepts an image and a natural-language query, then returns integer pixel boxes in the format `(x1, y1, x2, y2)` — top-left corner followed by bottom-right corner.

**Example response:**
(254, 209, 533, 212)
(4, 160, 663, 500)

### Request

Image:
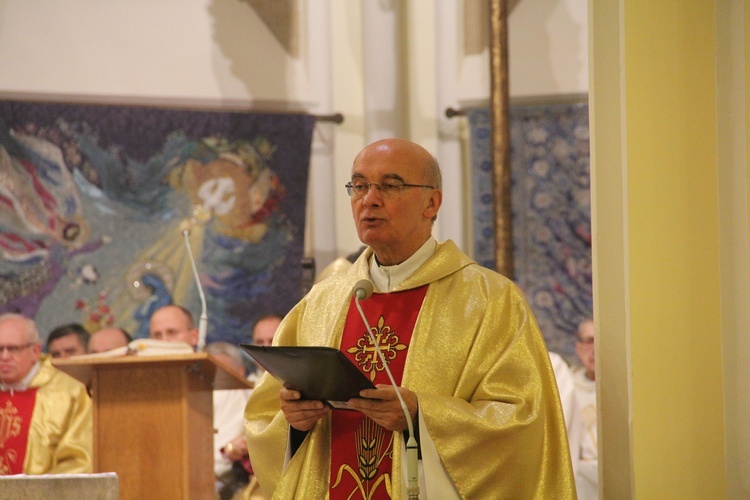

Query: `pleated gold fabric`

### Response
(245, 240, 576, 499)
(22, 355, 93, 474)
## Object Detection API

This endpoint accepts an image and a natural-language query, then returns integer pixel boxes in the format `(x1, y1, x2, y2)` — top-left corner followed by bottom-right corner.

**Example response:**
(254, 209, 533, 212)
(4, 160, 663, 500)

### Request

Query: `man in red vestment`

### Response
(0, 313, 92, 475)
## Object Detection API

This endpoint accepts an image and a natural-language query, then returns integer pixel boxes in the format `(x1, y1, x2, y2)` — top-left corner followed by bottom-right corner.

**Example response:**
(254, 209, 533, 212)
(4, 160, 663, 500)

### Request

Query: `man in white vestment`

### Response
(573, 318, 598, 499)
(206, 341, 253, 496)
(550, 350, 582, 476)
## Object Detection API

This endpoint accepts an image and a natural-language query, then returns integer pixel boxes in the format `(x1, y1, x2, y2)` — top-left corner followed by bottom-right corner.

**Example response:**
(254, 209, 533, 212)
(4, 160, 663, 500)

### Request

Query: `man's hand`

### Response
(279, 388, 330, 431)
(347, 384, 418, 431)
(223, 434, 249, 461)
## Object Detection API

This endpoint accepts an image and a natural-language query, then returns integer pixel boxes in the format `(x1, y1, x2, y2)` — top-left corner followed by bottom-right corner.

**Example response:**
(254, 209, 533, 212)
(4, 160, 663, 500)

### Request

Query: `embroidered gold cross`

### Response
(347, 315, 407, 382)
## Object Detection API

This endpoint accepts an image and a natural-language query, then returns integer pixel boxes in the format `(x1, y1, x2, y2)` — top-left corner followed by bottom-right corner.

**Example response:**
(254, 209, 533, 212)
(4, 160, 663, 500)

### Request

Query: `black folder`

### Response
(239, 344, 375, 409)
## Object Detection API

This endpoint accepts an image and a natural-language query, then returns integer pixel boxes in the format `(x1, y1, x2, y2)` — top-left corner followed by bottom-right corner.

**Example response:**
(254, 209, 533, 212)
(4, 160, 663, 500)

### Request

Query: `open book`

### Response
(239, 344, 375, 409)
(73, 339, 194, 359)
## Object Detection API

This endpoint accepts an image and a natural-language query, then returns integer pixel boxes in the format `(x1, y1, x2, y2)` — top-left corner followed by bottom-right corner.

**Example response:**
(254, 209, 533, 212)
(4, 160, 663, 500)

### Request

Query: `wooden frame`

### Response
(489, 0, 514, 279)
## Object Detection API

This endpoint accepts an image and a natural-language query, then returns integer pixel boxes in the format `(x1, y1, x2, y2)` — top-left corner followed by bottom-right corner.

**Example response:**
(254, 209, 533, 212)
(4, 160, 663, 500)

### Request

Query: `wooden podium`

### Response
(55, 353, 252, 500)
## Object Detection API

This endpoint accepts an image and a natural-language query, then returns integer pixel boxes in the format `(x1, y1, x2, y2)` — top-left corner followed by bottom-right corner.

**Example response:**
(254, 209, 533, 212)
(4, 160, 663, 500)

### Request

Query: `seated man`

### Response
(218, 315, 284, 500)
(149, 305, 198, 348)
(549, 350, 582, 476)
(224, 314, 283, 495)
(205, 342, 253, 498)
(573, 318, 598, 500)
(0, 313, 93, 474)
(46, 323, 89, 358)
(245, 314, 281, 386)
(88, 327, 132, 354)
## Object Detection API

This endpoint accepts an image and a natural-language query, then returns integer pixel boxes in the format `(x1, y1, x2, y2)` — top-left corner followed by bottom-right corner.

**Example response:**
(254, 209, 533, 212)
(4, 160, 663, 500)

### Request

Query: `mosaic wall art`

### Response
(0, 100, 315, 346)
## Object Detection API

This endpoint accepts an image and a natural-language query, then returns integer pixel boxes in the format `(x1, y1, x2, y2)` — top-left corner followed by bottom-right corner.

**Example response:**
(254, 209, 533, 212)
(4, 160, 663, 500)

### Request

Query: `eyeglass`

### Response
(576, 337, 594, 345)
(345, 180, 436, 199)
(0, 343, 34, 355)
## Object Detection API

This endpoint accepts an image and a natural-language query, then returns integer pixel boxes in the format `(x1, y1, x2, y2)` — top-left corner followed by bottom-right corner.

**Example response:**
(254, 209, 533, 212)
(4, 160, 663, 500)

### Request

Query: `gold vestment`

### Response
(245, 240, 576, 498)
(23, 354, 93, 474)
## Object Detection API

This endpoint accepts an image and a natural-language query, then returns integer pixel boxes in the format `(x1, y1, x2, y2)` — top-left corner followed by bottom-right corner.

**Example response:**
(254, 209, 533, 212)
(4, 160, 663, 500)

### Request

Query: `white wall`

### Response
(0, 0, 311, 103)
(457, 0, 589, 103)
(509, 0, 589, 99)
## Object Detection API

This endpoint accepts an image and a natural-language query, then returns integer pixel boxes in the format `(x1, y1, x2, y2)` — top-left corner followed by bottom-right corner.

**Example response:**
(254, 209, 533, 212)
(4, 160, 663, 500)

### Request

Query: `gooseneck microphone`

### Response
(353, 279, 374, 301)
(352, 279, 419, 499)
(180, 220, 208, 352)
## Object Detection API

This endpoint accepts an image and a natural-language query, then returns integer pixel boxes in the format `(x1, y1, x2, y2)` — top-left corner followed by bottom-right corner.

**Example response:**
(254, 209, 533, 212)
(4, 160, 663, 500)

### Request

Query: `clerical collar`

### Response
(369, 236, 437, 292)
(0, 360, 40, 393)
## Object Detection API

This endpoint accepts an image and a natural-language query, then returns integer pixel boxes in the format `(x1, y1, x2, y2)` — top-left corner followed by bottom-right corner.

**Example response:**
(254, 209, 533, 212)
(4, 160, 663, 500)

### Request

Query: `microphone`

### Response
(180, 220, 208, 352)
(353, 279, 374, 300)
(351, 280, 419, 499)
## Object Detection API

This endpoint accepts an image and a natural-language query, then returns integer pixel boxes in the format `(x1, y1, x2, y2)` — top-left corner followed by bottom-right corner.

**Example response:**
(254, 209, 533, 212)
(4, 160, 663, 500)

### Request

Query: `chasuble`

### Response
(0, 355, 92, 475)
(245, 240, 575, 499)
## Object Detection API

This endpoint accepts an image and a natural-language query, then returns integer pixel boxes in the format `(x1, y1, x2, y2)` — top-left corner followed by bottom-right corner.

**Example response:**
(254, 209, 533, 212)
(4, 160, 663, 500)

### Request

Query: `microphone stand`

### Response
(182, 228, 208, 352)
(354, 291, 419, 499)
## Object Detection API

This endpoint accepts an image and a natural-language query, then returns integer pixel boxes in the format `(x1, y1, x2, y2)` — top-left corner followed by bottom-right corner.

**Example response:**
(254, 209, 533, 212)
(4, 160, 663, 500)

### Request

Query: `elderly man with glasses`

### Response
(0, 313, 93, 475)
(245, 138, 575, 499)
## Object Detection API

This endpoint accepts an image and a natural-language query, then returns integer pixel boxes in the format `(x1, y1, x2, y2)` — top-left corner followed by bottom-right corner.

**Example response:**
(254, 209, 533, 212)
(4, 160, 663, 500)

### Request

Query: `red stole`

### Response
(330, 286, 427, 499)
(0, 388, 38, 475)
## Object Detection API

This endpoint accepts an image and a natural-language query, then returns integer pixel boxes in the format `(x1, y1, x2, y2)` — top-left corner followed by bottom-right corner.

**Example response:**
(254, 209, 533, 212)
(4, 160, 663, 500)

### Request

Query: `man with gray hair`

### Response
(0, 313, 93, 474)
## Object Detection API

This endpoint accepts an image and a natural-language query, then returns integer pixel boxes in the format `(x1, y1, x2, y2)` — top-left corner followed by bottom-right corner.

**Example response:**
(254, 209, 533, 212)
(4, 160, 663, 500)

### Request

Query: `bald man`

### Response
(149, 305, 199, 347)
(88, 327, 132, 354)
(573, 318, 597, 500)
(245, 139, 575, 499)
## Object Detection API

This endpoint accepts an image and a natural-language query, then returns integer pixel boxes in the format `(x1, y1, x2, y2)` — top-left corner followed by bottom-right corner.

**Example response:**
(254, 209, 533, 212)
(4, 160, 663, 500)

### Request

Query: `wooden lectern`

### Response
(55, 353, 252, 500)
